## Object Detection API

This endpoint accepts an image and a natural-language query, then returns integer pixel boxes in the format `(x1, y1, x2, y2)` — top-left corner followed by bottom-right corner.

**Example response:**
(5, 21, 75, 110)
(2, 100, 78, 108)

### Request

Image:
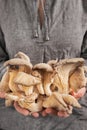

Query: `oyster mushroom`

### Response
(5, 92, 25, 107)
(8, 69, 20, 92)
(14, 72, 41, 95)
(5, 98, 14, 107)
(4, 58, 33, 73)
(51, 58, 85, 94)
(33, 63, 56, 96)
(43, 92, 81, 114)
(43, 92, 71, 114)
(18, 97, 43, 113)
(4, 57, 33, 92)
(6, 92, 43, 112)
(6, 92, 38, 102)
(62, 94, 81, 108)
(18, 85, 34, 96)
(69, 66, 87, 93)
(14, 51, 30, 62)
(31, 69, 44, 95)
(0, 69, 10, 92)
(51, 74, 64, 94)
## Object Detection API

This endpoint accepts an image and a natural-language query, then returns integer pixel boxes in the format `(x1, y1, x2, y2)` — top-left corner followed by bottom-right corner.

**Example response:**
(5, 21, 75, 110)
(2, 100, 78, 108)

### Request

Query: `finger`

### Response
(41, 110, 48, 117)
(74, 87, 86, 99)
(45, 108, 58, 116)
(14, 101, 30, 116)
(57, 111, 69, 118)
(32, 112, 39, 118)
(0, 92, 6, 98)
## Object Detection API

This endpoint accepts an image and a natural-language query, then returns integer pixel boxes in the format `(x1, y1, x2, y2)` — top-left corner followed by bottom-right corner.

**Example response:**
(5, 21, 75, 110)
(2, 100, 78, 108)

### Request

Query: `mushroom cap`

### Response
(58, 58, 84, 66)
(15, 51, 30, 62)
(14, 72, 41, 86)
(4, 58, 33, 69)
(33, 63, 53, 72)
(47, 59, 58, 66)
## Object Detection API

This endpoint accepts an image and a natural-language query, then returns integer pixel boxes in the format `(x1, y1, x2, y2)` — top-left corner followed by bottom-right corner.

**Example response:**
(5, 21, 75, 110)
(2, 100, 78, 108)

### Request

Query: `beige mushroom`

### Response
(4, 58, 33, 73)
(5, 92, 24, 106)
(33, 63, 56, 96)
(43, 92, 70, 113)
(51, 58, 85, 94)
(5, 99, 13, 107)
(1, 55, 86, 115)
(43, 92, 81, 114)
(33, 63, 53, 72)
(18, 98, 43, 112)
(51, 74, 64, 94)
(14, 72, 41, 86)
(3, 56, 33, 93)
(83, 66, 87, 83)
(14, 72, 41, 95)
(31, 69, 44, 95)
(0, 69, 10, 92)
(18, 85, 34, 96)
(62, 94, 81, 108)
(5, 92, 38, 102)
(6, 92, 43, 112)
(8, 70, 20, 92)
(14, 51, 30, 62)
(69, 67, 87, 93)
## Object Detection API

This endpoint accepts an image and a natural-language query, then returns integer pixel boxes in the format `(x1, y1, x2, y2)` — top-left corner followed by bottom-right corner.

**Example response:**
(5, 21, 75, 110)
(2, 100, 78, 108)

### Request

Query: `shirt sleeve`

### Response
(0, 26, 9, 79)
(80, 31, 87, 64)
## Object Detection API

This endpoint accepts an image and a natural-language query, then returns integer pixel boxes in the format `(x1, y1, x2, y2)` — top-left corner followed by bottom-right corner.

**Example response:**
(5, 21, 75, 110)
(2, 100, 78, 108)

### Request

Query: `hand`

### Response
(13, 103, 69, 118)
(14, 101, 39, 118)
(41, 108, 70, 117)
(14, 101, 70, 118)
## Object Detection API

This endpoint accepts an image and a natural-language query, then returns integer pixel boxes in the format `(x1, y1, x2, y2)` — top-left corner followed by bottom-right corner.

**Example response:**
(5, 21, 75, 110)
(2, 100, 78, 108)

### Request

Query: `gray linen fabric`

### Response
(0, 0, 87, 130)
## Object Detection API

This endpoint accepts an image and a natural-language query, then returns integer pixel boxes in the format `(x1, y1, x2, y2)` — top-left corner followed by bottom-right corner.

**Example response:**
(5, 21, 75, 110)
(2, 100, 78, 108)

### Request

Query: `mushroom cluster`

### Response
(0, 52, 87, 115)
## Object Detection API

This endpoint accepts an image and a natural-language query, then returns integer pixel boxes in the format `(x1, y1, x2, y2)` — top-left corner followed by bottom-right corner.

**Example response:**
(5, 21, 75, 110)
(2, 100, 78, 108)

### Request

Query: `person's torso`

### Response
(0, 0, 83, 65)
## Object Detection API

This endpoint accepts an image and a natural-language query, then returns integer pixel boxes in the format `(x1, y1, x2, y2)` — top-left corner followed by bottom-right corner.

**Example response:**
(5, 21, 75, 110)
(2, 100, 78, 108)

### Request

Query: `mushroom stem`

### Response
(43, 72, 55, 96)
(9, 71, 19, 92)
(0, 70, 10, 92)
(44, 83, 52, 96)
(36, 83, 44, 95)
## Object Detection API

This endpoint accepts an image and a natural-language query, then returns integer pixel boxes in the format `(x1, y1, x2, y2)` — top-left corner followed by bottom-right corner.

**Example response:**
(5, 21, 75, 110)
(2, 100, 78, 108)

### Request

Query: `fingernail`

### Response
(32, 113, 39, 118)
